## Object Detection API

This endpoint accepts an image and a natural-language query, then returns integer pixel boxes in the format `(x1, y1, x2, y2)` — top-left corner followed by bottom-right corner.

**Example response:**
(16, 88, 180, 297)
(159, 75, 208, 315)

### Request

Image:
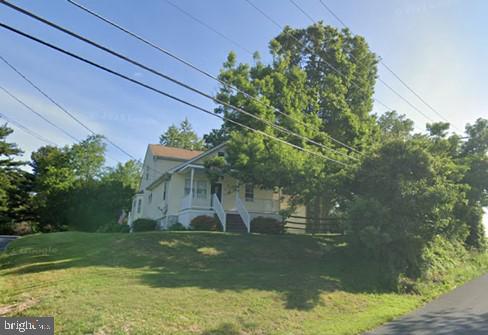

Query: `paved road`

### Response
(0, 235, 18, 251)
(365, 273, 488, 335)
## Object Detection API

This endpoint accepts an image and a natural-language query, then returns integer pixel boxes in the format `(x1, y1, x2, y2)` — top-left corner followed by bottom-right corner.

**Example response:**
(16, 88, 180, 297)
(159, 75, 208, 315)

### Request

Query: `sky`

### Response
(1, 1, 487, 227)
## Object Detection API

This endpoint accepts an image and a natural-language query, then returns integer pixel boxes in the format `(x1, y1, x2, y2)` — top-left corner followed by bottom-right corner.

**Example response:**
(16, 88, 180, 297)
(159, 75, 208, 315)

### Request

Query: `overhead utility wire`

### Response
(0, 84, 81, 142)
(1, 56, 151, 168)
(2, 1, 356, 162)
(162, 0, 254, 56)
(316, 0, 455, 127)
(66, 0, 362, 156)
(1, 60, 124, 164)
(0, 111, 56, 146)
(243, 0, 398, 115)
(0, 22, 348, 167)
(0, 54, 136, 161)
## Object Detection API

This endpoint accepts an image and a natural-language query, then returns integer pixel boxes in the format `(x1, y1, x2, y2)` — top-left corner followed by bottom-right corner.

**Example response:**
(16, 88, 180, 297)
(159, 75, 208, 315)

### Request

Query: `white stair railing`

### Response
(235, 195, 251, 233)
(212, 193, 226, 232)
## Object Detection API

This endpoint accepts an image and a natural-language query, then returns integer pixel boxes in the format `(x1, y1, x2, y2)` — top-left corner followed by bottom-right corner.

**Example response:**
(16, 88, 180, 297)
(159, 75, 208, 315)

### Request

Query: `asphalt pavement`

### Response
(0, 235, 18, 251)
(365, 273, 488, 334)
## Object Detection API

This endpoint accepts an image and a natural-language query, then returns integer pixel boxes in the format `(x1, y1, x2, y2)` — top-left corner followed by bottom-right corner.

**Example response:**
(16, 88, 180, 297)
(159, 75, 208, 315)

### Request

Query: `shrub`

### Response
(190, 215, 221, 231)
(96, 222, 130, 233)
(132, 218, 157, 232)
(250, 217, 284, 234)
(0, 221, 39, 236)
(167, 222, 187, 231)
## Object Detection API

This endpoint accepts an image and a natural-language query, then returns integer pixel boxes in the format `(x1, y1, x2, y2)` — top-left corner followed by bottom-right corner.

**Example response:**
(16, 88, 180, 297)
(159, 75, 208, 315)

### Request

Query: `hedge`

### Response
(132, 218, 158, 232)
(190, 215, 221, 231)
(250, 217, 284, 234)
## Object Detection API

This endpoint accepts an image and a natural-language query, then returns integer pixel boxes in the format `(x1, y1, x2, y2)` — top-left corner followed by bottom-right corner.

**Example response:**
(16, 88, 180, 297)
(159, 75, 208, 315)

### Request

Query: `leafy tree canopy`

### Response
(159, 118, 205, 150)
(207, 22, 380, 213)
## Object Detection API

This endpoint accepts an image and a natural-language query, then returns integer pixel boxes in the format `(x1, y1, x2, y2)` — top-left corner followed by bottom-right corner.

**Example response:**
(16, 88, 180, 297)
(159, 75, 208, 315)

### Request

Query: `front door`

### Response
(211, 183, 223, 204)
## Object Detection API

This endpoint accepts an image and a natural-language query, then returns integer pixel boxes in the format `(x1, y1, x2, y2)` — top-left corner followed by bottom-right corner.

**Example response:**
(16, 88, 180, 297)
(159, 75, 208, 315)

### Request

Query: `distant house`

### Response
(128, 143, 305, 232)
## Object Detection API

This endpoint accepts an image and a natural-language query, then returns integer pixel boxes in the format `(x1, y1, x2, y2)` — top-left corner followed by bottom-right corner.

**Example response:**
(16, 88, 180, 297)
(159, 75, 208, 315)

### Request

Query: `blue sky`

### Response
(1, 0, 487, 164)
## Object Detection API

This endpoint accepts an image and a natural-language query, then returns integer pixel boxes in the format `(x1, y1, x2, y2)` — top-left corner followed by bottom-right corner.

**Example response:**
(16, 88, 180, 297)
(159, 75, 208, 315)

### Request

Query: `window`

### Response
(218, 151, 225, 157)
(184, 178, 193, 195)
(162, 182, 167, 201)
(148, 192, 152, 204)
(137, 199, 142, 213)
(196, 180, 208, 199)
(245, 184, 254, 202)
(145, 166, 149, 180)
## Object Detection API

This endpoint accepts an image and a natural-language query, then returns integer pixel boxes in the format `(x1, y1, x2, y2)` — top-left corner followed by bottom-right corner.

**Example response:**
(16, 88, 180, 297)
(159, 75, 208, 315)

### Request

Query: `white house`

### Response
(128, 143, 305, 232)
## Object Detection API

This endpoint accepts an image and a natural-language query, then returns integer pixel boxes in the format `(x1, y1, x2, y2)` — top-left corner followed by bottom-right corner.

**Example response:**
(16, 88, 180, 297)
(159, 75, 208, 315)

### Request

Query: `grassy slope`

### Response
(0, 232, 486, 335)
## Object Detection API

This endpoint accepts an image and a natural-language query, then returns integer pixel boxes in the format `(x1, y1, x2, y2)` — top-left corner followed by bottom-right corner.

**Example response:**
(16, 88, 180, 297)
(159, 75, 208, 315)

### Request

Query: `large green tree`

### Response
(208, 22, 379, 218)
(0, 124, 34, 233)
(31, 135, 134, 232)
(159, 118, 205, 150)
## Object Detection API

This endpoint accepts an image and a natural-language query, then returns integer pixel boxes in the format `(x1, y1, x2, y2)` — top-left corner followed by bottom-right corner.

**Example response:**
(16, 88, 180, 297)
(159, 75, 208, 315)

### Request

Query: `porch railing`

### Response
(212, 193, 226, 232)
(245, 197, 280, 213)
(236, 194, 251, 233)
(180, 193, 191, 210)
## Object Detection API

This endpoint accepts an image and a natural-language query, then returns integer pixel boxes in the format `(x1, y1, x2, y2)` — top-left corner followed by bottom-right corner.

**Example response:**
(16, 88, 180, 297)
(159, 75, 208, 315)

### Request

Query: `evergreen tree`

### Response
(159, 118, 205, 150)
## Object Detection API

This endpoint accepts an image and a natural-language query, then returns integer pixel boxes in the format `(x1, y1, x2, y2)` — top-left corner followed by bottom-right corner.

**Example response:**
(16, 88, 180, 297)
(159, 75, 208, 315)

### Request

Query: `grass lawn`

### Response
(0, 232, 487, 334)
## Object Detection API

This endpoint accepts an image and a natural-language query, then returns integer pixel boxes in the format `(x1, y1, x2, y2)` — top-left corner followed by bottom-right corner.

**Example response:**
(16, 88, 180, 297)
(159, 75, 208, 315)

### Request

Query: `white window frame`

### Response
(137, 198, 142, 213)
(196, 180, 208, 199)
(184, 178, 194, 196)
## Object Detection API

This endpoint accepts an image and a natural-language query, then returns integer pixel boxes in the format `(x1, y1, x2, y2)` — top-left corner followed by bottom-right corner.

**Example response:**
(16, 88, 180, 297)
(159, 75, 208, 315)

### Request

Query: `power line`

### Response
(0, 55, 136, 161)
(1, 58, 136, 166)
(284, 0, 437, 124)
(316, 0, 456, 128)
(3, 1, 357, 162)
(66, 1, 363, 157)
(0, 84, 81, 142)
(0, 22, 349, 167)
(162, 0, 254, 56)
(0, 111, 56, 146)
(243, 0, 401, 121)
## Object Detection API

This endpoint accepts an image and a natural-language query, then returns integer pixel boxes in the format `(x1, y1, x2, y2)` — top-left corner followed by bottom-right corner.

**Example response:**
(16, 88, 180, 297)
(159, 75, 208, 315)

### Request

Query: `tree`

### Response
(427, 122, 450, 138)
(458, 118, 488, 249)
(347, 139, 469, 280)
(0, 124, 34, 233)
(70, 135, 106, 182)
(377, 111, 414, 140)
(159, 118, 205, 150)
(102, 160, 142, 192)
(206, 22, 379, 219)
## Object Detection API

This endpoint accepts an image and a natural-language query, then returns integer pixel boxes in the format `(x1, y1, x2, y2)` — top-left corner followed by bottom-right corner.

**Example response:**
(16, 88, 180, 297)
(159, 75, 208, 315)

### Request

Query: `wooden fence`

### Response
(284, 215, 345, 235)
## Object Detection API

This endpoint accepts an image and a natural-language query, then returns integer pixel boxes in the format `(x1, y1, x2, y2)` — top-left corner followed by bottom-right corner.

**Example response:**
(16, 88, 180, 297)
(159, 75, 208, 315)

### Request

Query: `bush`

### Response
(0, 221, 39, 236)
(190, 215, 221, 231)
(96, 222, 130, 233)
(250, 217, 284, 234)
(167, 222, 187, 231)
(132, 218, 157, 232)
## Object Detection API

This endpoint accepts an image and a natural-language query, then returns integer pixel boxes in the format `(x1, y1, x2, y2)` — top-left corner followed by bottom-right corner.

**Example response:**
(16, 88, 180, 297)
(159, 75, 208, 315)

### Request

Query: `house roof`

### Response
(169, 142, 226, 174)
(148, 144, 203, 161)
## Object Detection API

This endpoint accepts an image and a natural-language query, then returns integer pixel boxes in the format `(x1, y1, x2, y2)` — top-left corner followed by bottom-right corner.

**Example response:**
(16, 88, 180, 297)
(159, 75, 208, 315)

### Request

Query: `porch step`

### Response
(226, 214, 248, 233)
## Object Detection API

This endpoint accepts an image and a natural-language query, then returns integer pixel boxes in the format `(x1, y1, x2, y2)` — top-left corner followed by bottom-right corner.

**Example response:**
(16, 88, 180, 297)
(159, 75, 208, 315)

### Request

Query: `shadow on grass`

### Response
(0, 231, 389, 311)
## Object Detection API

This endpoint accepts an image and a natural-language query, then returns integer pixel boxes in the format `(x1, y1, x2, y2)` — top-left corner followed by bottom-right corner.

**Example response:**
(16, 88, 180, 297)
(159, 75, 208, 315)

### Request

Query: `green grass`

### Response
(0, 232, 487, 335)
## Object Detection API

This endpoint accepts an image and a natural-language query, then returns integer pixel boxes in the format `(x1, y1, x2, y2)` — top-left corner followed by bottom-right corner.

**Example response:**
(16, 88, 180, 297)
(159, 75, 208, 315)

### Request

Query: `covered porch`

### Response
(176, 166, 280, 232)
